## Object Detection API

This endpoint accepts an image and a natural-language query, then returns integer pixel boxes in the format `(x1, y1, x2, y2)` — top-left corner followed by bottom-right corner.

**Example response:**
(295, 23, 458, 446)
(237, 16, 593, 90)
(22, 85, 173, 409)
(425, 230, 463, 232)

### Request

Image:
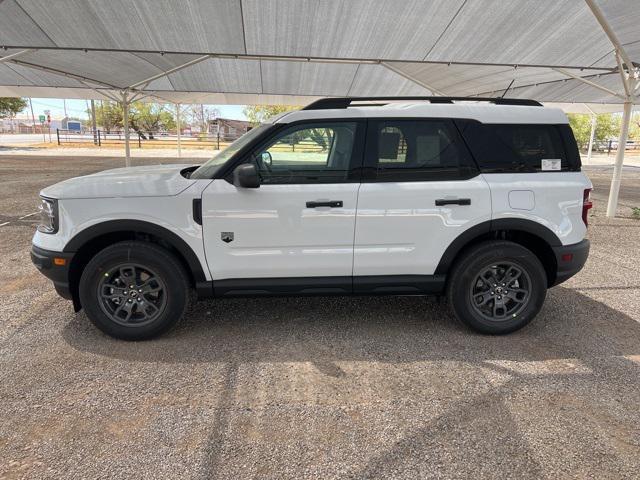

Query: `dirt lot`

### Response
(1, 156, 639, 479)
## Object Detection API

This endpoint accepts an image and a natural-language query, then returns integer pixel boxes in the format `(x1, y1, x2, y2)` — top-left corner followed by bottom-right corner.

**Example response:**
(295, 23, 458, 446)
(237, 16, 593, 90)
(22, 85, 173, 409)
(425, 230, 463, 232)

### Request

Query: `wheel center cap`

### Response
(495, 287, 503, 294)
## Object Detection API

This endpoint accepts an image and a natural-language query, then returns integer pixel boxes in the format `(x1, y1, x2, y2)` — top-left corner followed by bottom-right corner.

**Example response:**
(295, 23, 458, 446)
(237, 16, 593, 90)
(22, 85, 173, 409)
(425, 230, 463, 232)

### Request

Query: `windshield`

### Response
(190, 125, 269, 179)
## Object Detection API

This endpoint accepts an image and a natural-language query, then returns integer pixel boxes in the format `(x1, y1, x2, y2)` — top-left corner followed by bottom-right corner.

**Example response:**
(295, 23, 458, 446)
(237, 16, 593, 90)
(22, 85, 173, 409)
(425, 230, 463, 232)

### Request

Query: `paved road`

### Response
(1, 156, 639, 479)
(0, 133, 54, 145)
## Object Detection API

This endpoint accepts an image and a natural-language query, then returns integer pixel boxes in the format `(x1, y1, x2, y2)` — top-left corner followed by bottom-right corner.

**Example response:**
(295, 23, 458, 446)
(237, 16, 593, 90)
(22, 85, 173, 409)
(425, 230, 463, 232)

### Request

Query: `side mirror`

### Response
(233, 163, 260, 188)
(260, 151, 272, 168)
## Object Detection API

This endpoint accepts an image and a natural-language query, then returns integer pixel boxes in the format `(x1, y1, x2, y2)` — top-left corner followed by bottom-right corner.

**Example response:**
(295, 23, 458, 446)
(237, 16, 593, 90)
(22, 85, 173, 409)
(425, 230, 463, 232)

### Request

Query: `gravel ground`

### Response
(1, 156, 639, 479)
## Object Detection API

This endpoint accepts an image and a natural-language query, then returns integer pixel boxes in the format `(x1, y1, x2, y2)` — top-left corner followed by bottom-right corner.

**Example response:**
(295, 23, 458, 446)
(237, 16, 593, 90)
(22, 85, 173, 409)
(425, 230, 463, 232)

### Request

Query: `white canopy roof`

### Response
(0, 0, 638, 106)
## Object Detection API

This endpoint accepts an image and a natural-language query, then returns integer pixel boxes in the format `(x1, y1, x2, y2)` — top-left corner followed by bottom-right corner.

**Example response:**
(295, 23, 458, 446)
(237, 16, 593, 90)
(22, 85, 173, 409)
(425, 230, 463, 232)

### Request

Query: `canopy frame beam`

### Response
(8, 58, 122, 90)
(381, 61, 446, 95)
(0, 48, 36, 63)
(126, 54, 212, 90)
(584, 0, 635, 73)
(0, 44, 619, 72)
(551, 67, 624, 99)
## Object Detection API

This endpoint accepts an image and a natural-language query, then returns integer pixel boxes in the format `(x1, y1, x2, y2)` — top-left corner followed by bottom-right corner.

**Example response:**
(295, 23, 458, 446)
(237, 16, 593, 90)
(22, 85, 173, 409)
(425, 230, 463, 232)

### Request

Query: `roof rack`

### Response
(302, 96, 543, 110)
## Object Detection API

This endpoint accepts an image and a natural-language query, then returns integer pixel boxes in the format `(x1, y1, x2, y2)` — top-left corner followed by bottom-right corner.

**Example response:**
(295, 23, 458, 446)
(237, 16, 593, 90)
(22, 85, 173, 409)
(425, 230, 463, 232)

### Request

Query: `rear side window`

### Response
(456, 121, 581, 172)
(370, 120, 478, 181)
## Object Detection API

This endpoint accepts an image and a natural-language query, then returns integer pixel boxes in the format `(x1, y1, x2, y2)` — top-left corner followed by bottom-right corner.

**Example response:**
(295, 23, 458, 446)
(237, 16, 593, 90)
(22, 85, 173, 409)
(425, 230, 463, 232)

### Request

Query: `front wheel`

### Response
(79, 241, 190, 340)
(446, 241, 547, 334)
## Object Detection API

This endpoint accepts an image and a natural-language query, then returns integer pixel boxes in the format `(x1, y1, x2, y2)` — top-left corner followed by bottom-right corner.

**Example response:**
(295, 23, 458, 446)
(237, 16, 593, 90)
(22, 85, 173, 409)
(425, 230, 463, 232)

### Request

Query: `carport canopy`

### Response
(0, 0, 638, 216)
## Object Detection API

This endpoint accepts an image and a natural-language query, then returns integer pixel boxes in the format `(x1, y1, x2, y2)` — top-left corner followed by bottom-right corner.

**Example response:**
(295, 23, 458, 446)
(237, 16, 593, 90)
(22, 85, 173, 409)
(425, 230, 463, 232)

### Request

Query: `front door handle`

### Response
(435, 198, 471, 206)
(306, 200, 343, 208)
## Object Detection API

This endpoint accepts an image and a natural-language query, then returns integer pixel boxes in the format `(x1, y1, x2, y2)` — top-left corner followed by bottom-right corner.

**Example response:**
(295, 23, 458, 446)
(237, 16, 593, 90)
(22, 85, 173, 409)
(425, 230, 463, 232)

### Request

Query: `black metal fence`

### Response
(56, 129, 238, 149)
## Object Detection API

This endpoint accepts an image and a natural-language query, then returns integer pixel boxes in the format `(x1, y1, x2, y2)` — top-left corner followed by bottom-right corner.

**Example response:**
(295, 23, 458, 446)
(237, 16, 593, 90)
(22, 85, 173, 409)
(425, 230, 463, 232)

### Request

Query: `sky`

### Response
(20, 98, 248, 121)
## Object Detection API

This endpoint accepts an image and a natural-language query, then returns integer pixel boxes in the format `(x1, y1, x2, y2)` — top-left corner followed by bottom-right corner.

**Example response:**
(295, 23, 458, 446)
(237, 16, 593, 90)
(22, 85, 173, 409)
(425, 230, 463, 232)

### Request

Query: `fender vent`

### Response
(193, 198, 202, 225)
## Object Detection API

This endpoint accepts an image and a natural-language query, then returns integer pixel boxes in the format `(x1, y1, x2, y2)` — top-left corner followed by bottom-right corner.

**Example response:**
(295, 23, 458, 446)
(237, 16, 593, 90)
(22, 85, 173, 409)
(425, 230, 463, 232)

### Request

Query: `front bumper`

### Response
(31, 245, 74, 300)
(551, 239, 590, 286)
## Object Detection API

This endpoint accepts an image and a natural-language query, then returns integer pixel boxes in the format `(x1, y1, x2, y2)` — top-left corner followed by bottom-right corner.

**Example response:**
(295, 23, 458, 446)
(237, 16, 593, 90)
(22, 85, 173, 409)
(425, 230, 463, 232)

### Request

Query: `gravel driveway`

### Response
(1, 156, 639, 479)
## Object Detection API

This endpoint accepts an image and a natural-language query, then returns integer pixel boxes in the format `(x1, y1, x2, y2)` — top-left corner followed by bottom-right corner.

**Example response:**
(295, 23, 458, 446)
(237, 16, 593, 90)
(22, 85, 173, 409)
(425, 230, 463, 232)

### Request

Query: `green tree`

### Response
(568, 113, 620, 150)
(629, 113, 640, 141)
(129, 103, 175, 139)
(92, 101, 176, 137)
(94, 101, 123, 133)
(243, 105, 299, 126)
(0, 97, 28, 119)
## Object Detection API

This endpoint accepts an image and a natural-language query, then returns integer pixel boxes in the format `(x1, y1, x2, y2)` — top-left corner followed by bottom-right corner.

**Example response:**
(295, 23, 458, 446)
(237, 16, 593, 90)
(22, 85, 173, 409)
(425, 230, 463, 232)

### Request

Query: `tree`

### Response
(94, 101, 123, 133)
(129, 103, 175, 139)
(186, 105, 220, 134)
(0, 97, 28, 119)
(243, 105, 299, 126)
(568, 113, 620, 150)
(629, 113, 640, 141)
(92, 101, 176, 137)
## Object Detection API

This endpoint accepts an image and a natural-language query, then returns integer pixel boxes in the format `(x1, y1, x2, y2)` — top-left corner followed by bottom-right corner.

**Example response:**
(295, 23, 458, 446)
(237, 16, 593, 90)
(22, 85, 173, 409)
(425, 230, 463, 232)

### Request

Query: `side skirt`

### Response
(201, 275, 446, 298)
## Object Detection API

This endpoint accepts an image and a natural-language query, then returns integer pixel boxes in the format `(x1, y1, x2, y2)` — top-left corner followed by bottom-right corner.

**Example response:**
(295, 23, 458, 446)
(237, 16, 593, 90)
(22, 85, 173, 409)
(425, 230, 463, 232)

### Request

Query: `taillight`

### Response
(582, 188, 593, 227)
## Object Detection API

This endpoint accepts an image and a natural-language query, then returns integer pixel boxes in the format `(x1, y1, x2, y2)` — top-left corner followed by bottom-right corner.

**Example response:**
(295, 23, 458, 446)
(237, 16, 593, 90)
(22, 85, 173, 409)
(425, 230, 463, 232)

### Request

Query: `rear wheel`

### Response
(446, 241, 547, 334)
(79, 241, 190, 340)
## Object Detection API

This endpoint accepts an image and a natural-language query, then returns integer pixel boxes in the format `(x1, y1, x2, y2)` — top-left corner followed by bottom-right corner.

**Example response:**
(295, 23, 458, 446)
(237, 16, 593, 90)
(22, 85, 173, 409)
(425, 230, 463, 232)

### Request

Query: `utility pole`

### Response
(28, 98, 43, 141)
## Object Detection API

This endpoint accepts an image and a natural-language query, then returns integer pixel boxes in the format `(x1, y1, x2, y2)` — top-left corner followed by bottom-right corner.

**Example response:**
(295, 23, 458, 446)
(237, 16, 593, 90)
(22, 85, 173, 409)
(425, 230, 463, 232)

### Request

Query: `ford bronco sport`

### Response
(31, 97, 592, 340)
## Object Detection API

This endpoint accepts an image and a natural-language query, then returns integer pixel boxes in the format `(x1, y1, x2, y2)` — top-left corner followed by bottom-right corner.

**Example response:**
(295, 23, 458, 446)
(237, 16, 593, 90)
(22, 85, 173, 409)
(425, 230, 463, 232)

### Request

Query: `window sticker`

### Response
(541, 159, 561, 171)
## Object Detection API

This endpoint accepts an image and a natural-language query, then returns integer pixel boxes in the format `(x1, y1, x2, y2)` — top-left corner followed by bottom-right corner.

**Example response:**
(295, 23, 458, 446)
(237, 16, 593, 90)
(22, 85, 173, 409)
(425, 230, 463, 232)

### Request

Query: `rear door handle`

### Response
(435, 198, 471, 206)
(306, 200, 343, 208)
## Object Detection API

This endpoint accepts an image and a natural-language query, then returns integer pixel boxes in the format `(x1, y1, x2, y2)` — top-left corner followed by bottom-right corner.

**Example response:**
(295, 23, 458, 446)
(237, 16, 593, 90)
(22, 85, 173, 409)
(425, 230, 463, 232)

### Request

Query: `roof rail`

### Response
(302, 96, 543, 110)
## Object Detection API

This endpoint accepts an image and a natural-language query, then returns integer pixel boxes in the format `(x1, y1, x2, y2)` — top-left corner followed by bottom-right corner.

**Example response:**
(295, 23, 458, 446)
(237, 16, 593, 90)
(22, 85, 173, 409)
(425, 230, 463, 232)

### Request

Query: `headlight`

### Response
(37, 197, 58, 234)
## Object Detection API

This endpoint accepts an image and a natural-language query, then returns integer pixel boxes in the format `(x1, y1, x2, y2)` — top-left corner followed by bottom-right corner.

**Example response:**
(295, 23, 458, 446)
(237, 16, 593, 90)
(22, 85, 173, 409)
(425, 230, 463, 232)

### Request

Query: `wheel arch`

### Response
(64, 220, 208, 309)
(435, 218, 561, 287)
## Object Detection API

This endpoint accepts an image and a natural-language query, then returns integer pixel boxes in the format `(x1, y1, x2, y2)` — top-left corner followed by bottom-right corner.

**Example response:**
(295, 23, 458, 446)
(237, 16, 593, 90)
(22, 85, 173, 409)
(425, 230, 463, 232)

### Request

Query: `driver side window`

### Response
(255, 122, 358, 184)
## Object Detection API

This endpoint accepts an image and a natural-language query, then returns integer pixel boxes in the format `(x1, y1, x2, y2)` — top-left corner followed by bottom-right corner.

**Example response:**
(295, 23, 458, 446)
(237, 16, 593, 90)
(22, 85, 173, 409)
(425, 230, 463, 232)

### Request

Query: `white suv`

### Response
(31, 97, 592, 340)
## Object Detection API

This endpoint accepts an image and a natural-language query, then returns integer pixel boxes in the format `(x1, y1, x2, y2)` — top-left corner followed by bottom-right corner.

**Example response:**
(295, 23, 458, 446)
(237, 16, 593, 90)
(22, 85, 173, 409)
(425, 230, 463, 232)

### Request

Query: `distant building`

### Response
(1, 115, 64, 133)
(207, 118, 252, 140)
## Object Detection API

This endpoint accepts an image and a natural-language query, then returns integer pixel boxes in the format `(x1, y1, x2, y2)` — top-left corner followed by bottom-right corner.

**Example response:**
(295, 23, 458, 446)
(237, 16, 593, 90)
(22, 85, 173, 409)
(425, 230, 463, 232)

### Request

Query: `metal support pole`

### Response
(606, 101, 632, 217)
(586, 115, 596, 164)
(122, 91, 131, 167)
(90, 99, 97, 145)
(176, 103, 182, 159)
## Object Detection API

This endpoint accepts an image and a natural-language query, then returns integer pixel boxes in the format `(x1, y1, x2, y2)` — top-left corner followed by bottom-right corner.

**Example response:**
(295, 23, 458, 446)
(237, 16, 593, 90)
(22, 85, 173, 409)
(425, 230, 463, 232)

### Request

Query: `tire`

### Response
(446, 240, 547, 335)
(79, 241, 190, 340)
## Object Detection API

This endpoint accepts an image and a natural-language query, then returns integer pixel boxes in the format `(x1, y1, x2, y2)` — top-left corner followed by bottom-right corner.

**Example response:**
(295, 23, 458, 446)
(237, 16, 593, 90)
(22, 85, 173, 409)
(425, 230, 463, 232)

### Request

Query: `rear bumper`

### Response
(551, 239, 590, 286)
(31, 245, 74, 300)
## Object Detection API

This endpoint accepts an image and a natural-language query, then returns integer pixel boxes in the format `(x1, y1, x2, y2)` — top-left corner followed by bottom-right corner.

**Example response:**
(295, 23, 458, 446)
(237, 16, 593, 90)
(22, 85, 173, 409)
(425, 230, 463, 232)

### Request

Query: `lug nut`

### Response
(137, 297, 141, 301)
(497, 295, 502, 300)
(138, 289, 142, 293)
(124, 290, 128, 294)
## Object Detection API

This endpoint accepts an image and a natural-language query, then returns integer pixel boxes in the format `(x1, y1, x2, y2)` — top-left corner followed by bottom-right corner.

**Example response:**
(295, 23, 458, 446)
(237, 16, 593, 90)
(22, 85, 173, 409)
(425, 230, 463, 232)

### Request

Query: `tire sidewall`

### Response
(448, 242, 547, 334)
(79, 243, 188, 340)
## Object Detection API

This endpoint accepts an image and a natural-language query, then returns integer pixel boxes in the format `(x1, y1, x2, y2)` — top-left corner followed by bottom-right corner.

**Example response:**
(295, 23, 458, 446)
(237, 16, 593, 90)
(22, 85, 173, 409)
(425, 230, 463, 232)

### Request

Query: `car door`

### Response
(353, 118, 491, 286)
(201, 120, 365, 290)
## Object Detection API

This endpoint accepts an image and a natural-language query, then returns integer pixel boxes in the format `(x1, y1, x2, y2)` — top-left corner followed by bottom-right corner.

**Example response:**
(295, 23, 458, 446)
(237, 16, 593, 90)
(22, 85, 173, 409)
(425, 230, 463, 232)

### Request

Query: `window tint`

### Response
(372, 120, 477, 181)
(456, 122, 579, 172)
(255, 122, 358, 184)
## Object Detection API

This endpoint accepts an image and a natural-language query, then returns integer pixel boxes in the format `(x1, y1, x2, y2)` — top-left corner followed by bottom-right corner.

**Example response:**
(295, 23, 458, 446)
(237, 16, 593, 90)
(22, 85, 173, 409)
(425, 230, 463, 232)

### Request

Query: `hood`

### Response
(41, 164, 198, 199)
